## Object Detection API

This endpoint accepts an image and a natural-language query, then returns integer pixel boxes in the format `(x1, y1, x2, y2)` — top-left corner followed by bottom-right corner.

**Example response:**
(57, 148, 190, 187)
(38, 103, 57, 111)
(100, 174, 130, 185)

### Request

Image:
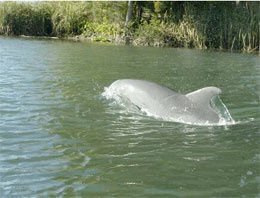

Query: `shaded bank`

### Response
(0, 1, 259, 52)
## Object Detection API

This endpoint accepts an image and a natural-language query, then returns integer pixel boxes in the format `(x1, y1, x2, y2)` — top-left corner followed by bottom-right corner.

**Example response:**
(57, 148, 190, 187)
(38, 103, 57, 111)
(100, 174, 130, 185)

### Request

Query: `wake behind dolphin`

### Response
(102, 79, 234, 126)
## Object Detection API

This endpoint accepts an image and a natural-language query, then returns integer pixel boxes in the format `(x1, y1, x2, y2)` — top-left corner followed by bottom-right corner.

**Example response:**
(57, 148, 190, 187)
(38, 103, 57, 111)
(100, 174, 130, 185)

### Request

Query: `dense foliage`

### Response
(0, 1, 259, 52)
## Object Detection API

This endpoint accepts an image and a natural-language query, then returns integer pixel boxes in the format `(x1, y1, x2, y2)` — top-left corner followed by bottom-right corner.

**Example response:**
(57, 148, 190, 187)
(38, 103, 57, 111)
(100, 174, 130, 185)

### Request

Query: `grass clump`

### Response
(0, 2, 52, 36)
(133, 16, 205, 48)
(51, 2, 91, 37)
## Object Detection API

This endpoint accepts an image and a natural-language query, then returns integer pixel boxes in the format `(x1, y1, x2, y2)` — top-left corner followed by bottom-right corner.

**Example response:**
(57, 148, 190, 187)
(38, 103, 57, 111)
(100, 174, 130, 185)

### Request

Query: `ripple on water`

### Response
(0, 38, 259, 197)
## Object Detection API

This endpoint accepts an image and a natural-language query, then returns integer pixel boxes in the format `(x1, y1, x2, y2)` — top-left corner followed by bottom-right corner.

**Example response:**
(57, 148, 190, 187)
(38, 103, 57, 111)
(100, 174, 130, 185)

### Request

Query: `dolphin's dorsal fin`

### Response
(186, 87, 222, 106)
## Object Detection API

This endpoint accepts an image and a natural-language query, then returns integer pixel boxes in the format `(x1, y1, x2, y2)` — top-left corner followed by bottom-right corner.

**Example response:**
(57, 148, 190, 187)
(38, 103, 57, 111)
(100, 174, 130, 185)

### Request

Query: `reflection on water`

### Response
(0, 37, 259, 197)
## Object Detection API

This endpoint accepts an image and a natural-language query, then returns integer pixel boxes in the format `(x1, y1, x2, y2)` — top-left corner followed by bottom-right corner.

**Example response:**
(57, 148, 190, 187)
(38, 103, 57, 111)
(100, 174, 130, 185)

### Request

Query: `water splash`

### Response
(210, 96, 236, 126)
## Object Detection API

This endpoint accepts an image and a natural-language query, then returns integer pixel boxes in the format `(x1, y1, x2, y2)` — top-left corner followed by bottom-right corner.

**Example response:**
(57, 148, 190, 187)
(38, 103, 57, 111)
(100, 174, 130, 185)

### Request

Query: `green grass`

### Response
(0, 1, 258, 52)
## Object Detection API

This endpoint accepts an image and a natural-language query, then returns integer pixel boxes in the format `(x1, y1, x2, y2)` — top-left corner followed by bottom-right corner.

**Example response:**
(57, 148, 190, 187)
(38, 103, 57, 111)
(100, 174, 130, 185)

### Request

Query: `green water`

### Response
(0, 37, 259, 197)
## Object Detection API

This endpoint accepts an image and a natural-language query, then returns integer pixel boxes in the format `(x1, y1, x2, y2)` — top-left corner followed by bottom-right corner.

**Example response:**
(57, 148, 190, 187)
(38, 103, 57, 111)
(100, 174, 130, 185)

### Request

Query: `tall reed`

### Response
(51, 2, 91, 37)
(184, 2, 259, 52)
(0, 2, 53, 36)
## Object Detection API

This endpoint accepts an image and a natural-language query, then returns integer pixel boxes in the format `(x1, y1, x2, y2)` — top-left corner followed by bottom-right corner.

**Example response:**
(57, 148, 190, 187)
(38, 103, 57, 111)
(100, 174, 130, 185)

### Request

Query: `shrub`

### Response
(134, 16, 205, 48)
(83, 21, 124, 42)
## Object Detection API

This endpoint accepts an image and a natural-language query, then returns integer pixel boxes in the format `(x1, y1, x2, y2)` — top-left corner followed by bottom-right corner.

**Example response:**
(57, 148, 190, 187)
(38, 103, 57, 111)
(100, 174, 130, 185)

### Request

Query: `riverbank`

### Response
(0, 2, 259, 52)
(2, 35, 257, 57)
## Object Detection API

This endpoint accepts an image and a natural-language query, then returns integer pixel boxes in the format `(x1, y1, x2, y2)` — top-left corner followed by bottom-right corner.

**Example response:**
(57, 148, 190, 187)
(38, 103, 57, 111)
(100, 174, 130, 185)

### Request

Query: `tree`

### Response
(125, 1, 133, 27)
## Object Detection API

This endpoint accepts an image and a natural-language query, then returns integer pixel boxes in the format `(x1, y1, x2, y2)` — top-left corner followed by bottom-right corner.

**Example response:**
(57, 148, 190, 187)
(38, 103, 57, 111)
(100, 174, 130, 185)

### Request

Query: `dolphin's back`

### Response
(110, 79, 179, 102)
(109, 79, 191, 116)
(107, 79, 227, 124)
(111, 79, 175, 98)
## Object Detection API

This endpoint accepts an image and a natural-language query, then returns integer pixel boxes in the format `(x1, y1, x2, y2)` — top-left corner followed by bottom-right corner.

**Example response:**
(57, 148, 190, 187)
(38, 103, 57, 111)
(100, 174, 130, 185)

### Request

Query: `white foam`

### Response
(143, 108, 236, 126)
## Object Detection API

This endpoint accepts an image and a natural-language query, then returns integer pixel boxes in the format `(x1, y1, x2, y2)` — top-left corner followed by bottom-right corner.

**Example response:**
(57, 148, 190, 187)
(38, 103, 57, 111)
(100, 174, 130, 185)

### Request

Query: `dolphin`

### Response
(105, 79, 233, 125)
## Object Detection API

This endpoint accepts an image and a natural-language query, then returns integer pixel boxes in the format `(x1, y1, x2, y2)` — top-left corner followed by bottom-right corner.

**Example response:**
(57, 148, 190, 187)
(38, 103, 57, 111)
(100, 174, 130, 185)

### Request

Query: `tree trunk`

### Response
(125, 1, 133, 27)
(136, 3, 143, 24)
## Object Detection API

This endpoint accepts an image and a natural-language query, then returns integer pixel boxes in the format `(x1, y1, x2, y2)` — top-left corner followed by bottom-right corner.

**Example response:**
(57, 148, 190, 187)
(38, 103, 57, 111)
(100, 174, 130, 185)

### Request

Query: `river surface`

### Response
(0, 37, 259, 197)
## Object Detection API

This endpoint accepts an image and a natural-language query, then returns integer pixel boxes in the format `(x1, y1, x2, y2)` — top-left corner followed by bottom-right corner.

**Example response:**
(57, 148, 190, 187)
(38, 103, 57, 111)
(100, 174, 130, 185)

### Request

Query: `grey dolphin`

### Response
(106, 79, 232, 125)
